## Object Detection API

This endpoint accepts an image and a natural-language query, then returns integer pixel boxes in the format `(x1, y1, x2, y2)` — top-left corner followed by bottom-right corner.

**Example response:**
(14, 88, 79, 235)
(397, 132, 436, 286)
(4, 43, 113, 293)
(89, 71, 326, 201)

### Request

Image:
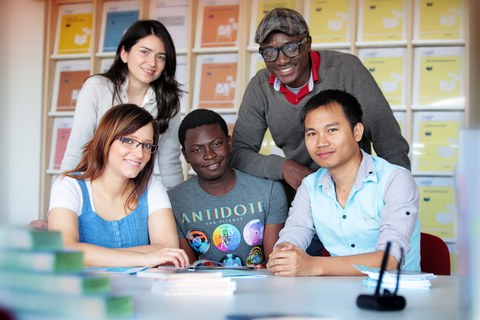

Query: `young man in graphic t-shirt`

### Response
(168, 109, 288, 267)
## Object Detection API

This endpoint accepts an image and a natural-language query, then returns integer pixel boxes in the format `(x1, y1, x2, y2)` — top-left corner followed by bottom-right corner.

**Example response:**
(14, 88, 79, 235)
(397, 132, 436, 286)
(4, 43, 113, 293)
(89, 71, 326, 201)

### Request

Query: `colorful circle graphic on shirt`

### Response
(212, 224, 241, 253)
(243, 219, 264, 246)
(220, 254, 244, 267)
(186, 229, 210, 254)
(246, 246, 264, 266)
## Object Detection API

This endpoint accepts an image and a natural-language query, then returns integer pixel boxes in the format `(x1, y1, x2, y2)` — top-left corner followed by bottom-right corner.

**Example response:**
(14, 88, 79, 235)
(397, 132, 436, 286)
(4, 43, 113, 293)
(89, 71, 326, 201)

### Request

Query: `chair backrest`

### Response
(420, 232, 451, 275)
(321, 232, 451, 275)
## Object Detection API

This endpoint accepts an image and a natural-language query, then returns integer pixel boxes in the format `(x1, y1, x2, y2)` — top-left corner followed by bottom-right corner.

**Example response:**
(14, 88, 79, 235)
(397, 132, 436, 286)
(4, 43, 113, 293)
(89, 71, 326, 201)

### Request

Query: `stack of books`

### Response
(0, 226, 134, 318)
(137, 266, 237, 296)
(354, 264, 437, 290)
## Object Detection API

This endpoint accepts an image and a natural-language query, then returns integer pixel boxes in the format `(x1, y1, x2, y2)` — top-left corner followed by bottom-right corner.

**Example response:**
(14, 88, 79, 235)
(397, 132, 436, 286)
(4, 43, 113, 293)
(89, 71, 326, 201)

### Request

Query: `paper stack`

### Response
(354, 264, 437, 290)
(137, 266, 237, 296)
(0, 226, 134, 318)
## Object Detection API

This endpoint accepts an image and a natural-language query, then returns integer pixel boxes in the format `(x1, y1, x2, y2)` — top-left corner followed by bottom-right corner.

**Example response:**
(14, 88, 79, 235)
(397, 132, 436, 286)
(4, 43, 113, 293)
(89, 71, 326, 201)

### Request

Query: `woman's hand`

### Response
(141, 247, 190, 268)
(29, 220, 48, 230)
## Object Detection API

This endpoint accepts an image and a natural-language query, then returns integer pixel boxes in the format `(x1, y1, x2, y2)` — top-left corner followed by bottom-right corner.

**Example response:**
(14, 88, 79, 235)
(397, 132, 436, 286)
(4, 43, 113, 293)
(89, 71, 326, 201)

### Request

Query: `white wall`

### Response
(0, 0, 45, 226)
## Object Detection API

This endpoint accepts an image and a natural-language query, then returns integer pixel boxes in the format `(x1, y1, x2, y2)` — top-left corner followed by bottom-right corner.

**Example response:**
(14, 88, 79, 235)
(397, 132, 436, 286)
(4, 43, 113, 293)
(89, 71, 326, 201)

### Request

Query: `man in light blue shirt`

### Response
(267, 90, 420, 276)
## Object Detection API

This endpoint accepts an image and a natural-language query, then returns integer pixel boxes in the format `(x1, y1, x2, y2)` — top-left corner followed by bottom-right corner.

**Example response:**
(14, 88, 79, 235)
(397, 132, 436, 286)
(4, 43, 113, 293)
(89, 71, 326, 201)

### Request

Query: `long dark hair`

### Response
(65, 104, 159, 210)
(103, 19, 182, 134)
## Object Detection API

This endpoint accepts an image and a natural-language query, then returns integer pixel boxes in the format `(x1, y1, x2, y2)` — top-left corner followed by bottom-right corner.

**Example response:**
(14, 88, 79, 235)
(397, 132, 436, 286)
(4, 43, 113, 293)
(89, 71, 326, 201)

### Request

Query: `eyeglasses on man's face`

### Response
(118, 137, 158, 153)
(259, 36, 309, 62)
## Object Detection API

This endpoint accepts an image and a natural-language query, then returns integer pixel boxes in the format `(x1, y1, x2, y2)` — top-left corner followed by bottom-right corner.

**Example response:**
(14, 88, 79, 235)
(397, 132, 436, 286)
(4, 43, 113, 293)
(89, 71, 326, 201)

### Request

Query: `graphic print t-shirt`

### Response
(168, 170, 288, 267)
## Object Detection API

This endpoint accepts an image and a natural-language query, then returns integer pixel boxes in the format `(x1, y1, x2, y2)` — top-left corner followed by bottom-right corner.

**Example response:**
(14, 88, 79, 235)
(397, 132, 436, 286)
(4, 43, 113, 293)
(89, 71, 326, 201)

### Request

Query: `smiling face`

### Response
(182, 124, 232, 183)
(260, 32, 311, 88)
(121, 34, 166, 87)
(106, 123, 154, 180)
(304, 103, 364, 174)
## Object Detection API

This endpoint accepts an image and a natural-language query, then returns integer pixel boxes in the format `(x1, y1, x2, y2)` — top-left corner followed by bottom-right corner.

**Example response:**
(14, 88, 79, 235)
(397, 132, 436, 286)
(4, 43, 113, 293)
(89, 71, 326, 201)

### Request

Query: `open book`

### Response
(138, 262, 265, 279)
(186, 259, 254, 271)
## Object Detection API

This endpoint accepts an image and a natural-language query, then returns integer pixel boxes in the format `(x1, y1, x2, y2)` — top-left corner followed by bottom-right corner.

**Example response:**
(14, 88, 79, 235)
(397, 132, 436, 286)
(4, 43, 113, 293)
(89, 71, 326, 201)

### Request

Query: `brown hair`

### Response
(64, 104, 159, 210)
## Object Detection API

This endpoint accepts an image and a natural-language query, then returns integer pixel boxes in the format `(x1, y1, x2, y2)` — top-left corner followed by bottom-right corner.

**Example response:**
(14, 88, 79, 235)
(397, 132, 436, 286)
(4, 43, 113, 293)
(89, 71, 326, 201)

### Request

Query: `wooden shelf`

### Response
(40, 0, 470, 244)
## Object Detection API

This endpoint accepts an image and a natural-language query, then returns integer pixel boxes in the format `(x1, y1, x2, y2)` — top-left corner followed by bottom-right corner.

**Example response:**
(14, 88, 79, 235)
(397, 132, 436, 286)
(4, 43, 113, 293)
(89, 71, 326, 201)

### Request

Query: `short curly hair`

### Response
(178, 109, 228, 149)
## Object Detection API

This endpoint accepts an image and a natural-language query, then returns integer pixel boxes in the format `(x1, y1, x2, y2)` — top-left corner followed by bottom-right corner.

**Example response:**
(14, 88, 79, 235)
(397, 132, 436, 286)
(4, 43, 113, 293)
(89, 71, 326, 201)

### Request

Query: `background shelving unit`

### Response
(40, 0, 472, 263)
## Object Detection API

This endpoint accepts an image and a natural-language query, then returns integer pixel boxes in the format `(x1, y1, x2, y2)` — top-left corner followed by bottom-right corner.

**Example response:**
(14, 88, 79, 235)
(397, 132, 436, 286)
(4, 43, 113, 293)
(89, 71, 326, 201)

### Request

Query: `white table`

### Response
(111, 271, 463, 320)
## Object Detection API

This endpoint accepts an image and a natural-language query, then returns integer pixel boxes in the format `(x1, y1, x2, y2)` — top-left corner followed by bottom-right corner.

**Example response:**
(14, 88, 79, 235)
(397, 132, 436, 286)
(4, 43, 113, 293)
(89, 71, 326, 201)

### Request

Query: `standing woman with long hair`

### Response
(49, 104, 189, 267)
(61, 20, 184, 188)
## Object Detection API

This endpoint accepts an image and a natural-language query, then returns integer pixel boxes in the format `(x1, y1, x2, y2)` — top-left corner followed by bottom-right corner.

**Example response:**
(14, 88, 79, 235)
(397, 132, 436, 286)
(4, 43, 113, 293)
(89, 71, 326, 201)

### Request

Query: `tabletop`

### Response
(111, 271, 463, 320)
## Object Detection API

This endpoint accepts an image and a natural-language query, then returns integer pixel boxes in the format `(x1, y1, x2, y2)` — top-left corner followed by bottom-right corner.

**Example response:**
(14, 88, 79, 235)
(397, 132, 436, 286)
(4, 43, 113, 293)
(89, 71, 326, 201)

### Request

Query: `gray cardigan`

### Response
(231, 50, 410, 181)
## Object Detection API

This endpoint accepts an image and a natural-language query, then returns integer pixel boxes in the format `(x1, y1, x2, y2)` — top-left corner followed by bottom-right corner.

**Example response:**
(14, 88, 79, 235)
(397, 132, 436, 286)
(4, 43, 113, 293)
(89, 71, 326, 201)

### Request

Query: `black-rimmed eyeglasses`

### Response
(118, 137, 158, 153)
(259, 36, 308, 62)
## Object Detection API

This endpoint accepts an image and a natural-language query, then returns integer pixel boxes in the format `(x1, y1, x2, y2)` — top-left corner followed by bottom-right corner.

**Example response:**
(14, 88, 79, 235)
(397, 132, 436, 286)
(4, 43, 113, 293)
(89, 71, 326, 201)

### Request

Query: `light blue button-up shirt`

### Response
(278, 150, 421, 271)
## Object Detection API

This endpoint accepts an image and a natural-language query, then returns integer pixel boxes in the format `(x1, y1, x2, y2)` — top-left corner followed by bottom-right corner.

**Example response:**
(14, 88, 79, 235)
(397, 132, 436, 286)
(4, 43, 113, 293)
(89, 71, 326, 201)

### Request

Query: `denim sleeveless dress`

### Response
(77, 179, 150, 248)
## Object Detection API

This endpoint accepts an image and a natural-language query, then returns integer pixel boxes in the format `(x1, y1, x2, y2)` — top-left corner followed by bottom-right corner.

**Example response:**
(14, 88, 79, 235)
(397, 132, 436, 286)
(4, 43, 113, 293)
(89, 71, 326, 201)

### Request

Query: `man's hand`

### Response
(281, 160, 313, 190)
(267, 242, 317, 276)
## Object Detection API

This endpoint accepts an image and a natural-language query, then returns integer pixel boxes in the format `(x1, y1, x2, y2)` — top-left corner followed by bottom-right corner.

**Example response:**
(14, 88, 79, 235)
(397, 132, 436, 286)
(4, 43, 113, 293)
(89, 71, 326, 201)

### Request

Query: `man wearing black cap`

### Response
(231, 8, 410, 200)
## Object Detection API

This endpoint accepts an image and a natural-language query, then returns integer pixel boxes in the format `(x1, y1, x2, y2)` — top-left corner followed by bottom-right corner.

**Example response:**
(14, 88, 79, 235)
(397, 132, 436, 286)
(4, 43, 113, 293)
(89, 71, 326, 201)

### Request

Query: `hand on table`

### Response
(143, 247, 190, 268)
(267, 242, 316, 276)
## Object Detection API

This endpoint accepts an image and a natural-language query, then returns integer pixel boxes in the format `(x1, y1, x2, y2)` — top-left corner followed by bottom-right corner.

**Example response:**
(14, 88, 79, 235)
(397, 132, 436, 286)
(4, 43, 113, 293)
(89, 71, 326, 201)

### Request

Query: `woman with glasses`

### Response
(61, 19, 184, 189)
(48, 104, 189, 268)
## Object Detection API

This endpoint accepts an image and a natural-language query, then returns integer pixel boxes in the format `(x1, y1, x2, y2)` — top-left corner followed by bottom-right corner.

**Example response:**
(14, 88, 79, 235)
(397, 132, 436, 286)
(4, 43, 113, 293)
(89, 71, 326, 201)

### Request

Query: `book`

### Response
(50, 59, 90, 113)
(357, 0, 407, 43)
(53, 3, 93, 55)
(393, 111, 407, 137)
(415, 176, 457, 241)
(86, 266, 148, 275)
(248, 51, 265, 79)
(100, 58, 114, 73)
(304, 0, 351, 45)
(195, 0, 240, 48)
(192, 53, 238, 111)
(0, 270, 111, 295)
(176, 54, 189, 113)
(151, 277, 236, 296)
(358, 48, 407, 108)
(411, 111, 464, 176)
(0, 226, 136, 318)
(354, 264, 436, 290)
(0, 289, 133, 318)
(413, 0, 464, 41)
(149, 0, 190, 52)
(0, 227, 63, 251)
(140, 266, 236, 296)
(0, 249, 84, 273)
(362, 276, 433, 290)
(221, 113, 237, 136)
(48, 117, 73, 172)
(413, 46, 465, 109)
(226, 313, 336, 320)
(98, 0, 139, 53)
